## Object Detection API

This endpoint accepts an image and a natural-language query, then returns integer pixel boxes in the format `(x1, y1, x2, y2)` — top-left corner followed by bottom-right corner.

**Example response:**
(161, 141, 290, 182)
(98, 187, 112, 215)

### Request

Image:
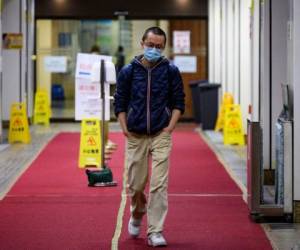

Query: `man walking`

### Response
(114, 26, 185, 247)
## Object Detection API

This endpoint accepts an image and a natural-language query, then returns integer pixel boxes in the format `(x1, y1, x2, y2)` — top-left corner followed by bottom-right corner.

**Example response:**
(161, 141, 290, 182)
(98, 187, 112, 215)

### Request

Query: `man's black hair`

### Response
(142, 26, 167, 45)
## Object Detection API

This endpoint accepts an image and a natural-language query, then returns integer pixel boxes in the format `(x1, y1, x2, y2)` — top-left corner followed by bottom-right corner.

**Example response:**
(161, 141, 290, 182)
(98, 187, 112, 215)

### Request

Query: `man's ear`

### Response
(140, 41, 144, 49)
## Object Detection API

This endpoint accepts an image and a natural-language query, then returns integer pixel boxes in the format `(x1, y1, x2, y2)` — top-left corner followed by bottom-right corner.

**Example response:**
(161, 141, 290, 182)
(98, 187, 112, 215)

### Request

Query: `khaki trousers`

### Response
(126, 131, 172, 235)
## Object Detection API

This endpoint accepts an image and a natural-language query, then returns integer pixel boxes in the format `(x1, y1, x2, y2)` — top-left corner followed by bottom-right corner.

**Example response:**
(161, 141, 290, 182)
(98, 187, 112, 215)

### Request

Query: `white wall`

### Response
(291, 0, 300, 200)
(2, 0, 33, 120)
(233, 0, 240, 104)
(220, 1, 227, 92)
(226, 0, 234, 94)
(2, 0, 22, 120)
(209, 0, 221, 84)
(208, 0, 214, 82)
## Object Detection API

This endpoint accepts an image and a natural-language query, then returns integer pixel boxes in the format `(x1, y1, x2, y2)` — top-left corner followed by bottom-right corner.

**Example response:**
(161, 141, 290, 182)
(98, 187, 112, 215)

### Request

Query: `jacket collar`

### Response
(131, 55, 169, 69)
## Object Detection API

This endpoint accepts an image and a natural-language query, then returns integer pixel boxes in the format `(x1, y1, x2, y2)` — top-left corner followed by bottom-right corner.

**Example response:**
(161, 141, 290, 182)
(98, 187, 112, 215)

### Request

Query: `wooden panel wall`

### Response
(169, 20, 208, 119)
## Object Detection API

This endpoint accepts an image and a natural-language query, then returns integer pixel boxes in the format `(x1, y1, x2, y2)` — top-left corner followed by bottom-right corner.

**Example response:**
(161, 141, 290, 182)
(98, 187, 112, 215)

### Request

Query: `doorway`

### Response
(35, 19, 207, 120)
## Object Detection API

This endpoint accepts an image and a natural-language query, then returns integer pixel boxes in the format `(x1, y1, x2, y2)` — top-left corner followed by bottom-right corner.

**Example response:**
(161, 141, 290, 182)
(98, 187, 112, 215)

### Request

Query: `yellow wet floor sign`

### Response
(33, 90, 51, 126)
(215, 93, 234, 131)
(223, 104, 245, 145)
(8, 102, 31, 144)
(78, 119, 102, 168)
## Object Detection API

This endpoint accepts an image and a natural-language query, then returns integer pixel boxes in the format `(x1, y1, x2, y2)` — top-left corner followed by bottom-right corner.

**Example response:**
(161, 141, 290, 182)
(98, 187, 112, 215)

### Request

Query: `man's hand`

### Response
(163, 109, 181, 134)
(117, 112, 130, 137)
(162, 126, 174, 134)
(123, 129, 131, 137)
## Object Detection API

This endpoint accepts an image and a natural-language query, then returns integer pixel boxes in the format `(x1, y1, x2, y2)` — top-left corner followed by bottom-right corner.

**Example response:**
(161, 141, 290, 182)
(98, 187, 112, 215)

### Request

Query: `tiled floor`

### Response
(0, 122, 299, 249)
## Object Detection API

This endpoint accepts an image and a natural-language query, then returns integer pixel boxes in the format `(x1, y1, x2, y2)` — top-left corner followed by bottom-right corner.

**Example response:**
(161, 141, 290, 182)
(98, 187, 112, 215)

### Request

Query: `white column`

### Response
(250, 0, 260, 122)
(209, 0, 215, 82)
(226, 0, 234, 94)
(2, 0, 29, 120)
(221, 0, 227, 91)
(214, 0, 222, 84)
(233, 0, 240, 104)
(240, 0, 251, 129)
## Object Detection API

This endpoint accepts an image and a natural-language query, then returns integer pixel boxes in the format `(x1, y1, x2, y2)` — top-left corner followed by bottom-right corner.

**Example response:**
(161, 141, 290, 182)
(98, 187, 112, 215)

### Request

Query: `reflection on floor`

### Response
(51, 100, 75, 119)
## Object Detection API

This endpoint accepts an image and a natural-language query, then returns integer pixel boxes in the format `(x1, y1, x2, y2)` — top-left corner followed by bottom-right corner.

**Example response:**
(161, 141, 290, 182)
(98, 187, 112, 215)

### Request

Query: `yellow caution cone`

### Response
(8, 102, 31, 144)
(215, 92, 234, 131)
(223, 104, 245, 145)
(33, 90, 51, 126)
(78, 119, 102, 168)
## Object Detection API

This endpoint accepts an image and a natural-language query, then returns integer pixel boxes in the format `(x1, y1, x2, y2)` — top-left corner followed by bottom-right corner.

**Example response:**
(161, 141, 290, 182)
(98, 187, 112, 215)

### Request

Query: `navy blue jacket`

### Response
(114, 55, 185, 135)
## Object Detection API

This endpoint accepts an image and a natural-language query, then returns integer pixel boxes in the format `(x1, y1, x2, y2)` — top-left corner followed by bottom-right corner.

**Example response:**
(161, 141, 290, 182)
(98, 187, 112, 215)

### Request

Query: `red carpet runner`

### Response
(0, 132, 125, 250)
(0, 131, 272, 249)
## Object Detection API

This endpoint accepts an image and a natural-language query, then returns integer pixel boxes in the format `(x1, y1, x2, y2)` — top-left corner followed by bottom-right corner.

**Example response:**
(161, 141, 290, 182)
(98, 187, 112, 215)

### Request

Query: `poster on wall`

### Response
(75, 53, 112, 121)
(173, 55, 197, 73)
(44, 56, 67, 73)
(173, 31, 191, 54)
(2, 33, 23, 49)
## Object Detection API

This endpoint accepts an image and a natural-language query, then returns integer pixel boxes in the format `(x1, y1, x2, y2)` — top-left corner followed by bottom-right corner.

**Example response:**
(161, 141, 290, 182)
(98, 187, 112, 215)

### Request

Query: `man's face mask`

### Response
(143, 46, 162, 63)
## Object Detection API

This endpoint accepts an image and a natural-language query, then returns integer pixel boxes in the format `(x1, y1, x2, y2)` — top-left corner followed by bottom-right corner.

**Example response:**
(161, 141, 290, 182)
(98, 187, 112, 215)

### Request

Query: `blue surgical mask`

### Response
(143, 46, 162, 62)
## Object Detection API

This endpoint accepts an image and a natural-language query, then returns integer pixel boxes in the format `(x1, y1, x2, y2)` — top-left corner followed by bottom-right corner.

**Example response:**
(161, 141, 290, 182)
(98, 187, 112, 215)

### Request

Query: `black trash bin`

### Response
(198, 83, 221, 130)
(189, 80, 208, 123)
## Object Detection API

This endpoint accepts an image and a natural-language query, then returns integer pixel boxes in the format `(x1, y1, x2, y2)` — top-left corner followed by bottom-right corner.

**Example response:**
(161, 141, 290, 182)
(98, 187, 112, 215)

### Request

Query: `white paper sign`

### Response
(44, 56, 67, 73)
(75, 53, 112, 79)
(75, 53, 113, 121)
(75, 78, 111, 120)
(173, 31, 191, 54)
(173, 56, 197, 73)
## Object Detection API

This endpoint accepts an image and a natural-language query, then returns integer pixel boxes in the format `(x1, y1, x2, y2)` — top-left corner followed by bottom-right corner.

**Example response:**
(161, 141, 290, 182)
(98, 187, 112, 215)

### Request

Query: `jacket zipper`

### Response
(147, 70, 151, 134)
(135, 58, 166, 134)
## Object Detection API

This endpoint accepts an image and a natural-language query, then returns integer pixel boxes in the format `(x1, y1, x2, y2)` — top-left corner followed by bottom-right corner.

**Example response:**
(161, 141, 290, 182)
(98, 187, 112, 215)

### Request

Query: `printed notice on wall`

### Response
(173, 55, 197, 73)
(44, 56, 67, 73)
(173, 31, 191, 54)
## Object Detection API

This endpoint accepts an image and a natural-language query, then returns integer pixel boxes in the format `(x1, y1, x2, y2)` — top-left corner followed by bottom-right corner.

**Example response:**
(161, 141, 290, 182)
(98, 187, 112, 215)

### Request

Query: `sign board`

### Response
(2, 33, 23, 49)
(223, 104, 245, 145)
(75, 53, 112, 79)
(44, 56, 67, 73)
(173, 55, 197, 73)
(173, 31, 191, 54)
(215, 93, 234, 131)
(33, 90, 51, 126)
(78, 119, 102, 168)
(8, 103, 30, 144)
(75, 53, 112, 121)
